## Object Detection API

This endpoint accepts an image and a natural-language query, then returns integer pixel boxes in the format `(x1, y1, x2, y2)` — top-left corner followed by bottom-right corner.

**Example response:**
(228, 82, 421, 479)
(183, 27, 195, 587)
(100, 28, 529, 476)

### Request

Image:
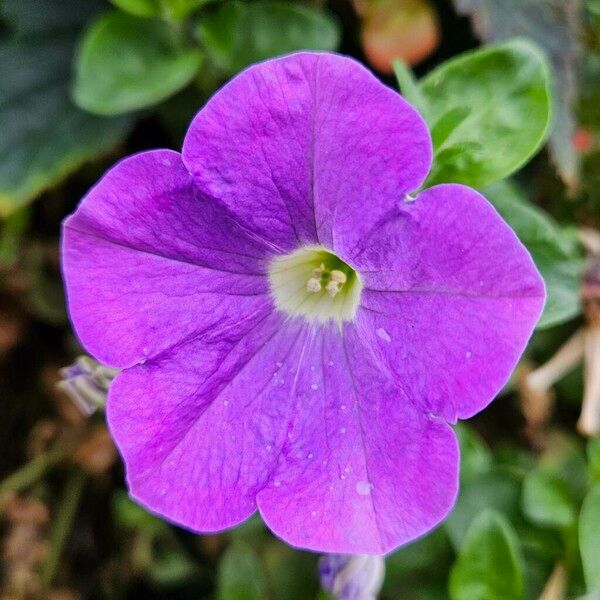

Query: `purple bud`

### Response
(319, 554, 385, 600)
(58, 356, 119, 415)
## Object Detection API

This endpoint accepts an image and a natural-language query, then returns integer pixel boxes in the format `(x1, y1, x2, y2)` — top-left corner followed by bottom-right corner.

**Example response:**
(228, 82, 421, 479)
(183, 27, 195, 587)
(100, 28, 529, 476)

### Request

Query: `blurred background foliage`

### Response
(1, 0, 600, 598)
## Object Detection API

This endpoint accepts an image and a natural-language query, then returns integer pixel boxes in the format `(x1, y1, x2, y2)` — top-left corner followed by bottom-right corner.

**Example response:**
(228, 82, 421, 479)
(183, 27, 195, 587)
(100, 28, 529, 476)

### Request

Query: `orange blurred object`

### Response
(572, 128, 596, 154)
(357, 0, 440, 73)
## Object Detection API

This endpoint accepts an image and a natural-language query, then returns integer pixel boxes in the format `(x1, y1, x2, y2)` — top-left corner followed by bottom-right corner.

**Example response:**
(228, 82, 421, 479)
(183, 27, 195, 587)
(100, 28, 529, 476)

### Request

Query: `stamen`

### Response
(307, 277, 323, 293)
(269, 246, 362, 324)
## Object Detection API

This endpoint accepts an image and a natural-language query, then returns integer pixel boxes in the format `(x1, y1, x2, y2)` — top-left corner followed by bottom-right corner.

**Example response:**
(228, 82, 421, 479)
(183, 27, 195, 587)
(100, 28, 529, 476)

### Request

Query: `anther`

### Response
(307, 277, 322, 293)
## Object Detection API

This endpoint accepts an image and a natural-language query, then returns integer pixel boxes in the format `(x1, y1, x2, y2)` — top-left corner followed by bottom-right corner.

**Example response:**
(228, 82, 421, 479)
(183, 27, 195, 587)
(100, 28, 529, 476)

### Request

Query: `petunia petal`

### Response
(107, 314, 313, 531)
(350, 184, 546, 421)
(62, 149, 273, 367)
(182, 52, 431, 253)
(256, 322, 458, 555)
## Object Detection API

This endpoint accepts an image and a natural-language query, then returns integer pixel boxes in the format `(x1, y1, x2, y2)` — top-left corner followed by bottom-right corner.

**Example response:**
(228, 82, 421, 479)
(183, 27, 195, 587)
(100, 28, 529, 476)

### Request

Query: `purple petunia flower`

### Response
(61, 52, 545, 554)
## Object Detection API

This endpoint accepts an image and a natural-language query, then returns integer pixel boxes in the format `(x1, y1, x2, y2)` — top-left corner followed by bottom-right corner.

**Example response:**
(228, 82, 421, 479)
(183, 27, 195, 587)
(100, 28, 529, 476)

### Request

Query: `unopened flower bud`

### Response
(319, 554, 385, 600)
(58, 356, 119, 415)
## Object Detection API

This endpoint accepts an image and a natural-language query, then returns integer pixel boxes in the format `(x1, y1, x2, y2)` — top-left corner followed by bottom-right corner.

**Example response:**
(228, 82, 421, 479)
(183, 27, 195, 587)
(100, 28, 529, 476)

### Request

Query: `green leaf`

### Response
(522, 469, 576, 529)
(449, 510, 524, 600)
(392, 59, 429, 119)
(263, 541, 318, 600)
(452, 0, 583, 189)
(484, 180, 583, 329)
(0, 0, 132, 215)
(455, 423, 492, 481)
(110, 0, 160, 17)
(579, 484, 600, 593)
(196, 0, 340, 75)
(420, 39, 552, 188)
(217, 542, 269, 600)
(73, 12, 203, 115)
(110, 0, 208, 19)
(111, 490, 169, 536)
(587, 438, 600, 483)
(445, 469, 522, 550)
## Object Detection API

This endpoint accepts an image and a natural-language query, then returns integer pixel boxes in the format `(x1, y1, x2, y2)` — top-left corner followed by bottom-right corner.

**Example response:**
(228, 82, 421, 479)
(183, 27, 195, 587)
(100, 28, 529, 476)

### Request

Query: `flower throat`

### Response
(268, 247, 363, 325)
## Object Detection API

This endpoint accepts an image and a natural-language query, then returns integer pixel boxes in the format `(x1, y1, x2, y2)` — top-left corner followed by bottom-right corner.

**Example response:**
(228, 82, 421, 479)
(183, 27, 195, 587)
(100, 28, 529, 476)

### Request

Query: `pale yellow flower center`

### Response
(268, 246, 363, 325)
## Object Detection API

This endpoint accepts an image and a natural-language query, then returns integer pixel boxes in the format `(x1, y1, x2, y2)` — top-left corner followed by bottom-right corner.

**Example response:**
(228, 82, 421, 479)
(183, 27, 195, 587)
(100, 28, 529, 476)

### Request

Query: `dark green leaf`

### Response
(217, 542, 269, 600)
(263, 541, 318, 600)
(110, 0, 208, 19)
(421, 39, 552, 188)
(587, 438, 600, 483)
(112, 490, 169, 536)
(196, 0, 340, 75)
(0, 0, 132, 215)
(445, 468, 522, 550)
(110, 0, 160, 17)
(385, 526, 453, 596)
(455, 423, 492, 481)
(579, 484, 600, 593)
(449, 510, 524, 600)
(73, 12, 203, 115)
(484, 181, 583, 329)
(522, 468, 576, 529)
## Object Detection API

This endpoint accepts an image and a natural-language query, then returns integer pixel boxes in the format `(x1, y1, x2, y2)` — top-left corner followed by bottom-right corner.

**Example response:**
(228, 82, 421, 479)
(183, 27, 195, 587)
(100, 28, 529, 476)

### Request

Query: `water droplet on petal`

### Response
(308, 452, 314, 459)
(340, 404, 347, 411)
(311, 510, 318, 517)
(276, 361, 283, 368)
(466, 351, 472, 359)
(356, 481, 373, 495)
(311, 383, 319, 390)
(376, 328, 391, 342)
(274, 479, 281, 487)
(328, 361, 334, 367)
(340, 427, 346, 434)
(223, 400, 229, 406)
(266, 444, 272, 451)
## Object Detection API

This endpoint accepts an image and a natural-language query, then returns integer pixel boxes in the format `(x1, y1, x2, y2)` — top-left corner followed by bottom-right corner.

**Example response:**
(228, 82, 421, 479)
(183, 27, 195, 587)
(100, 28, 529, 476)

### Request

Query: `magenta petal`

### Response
(182, 52, 431, 253)
(352, 184, 546, 421)
(62, 149, 272, 367)
(256, 323, 458, 554)
(107, 315, 310, 531)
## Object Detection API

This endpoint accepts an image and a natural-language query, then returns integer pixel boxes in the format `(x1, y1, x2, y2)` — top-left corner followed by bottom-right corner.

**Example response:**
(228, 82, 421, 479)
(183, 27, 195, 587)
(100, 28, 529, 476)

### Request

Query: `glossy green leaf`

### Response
(217, 542, 269, 600)
(73, 12, 203, 115)
(421, 39, 552, 188)
(452, 0, 583, 189)
(522, 469, 576, 529)
(484, 181, 583, 329)
(579, 484, 600, 593)
(445, 469, 521, 550)
(449, 510, 524, 600)
(110, 0, 208, 19)
(0, 0, 132, 215)
(196, 0, 340, 75)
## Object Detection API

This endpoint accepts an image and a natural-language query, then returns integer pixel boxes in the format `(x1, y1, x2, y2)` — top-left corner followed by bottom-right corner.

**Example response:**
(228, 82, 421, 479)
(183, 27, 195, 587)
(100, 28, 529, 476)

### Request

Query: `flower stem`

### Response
(39, 470, 86, 591)
(0, 437, 74, 501)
